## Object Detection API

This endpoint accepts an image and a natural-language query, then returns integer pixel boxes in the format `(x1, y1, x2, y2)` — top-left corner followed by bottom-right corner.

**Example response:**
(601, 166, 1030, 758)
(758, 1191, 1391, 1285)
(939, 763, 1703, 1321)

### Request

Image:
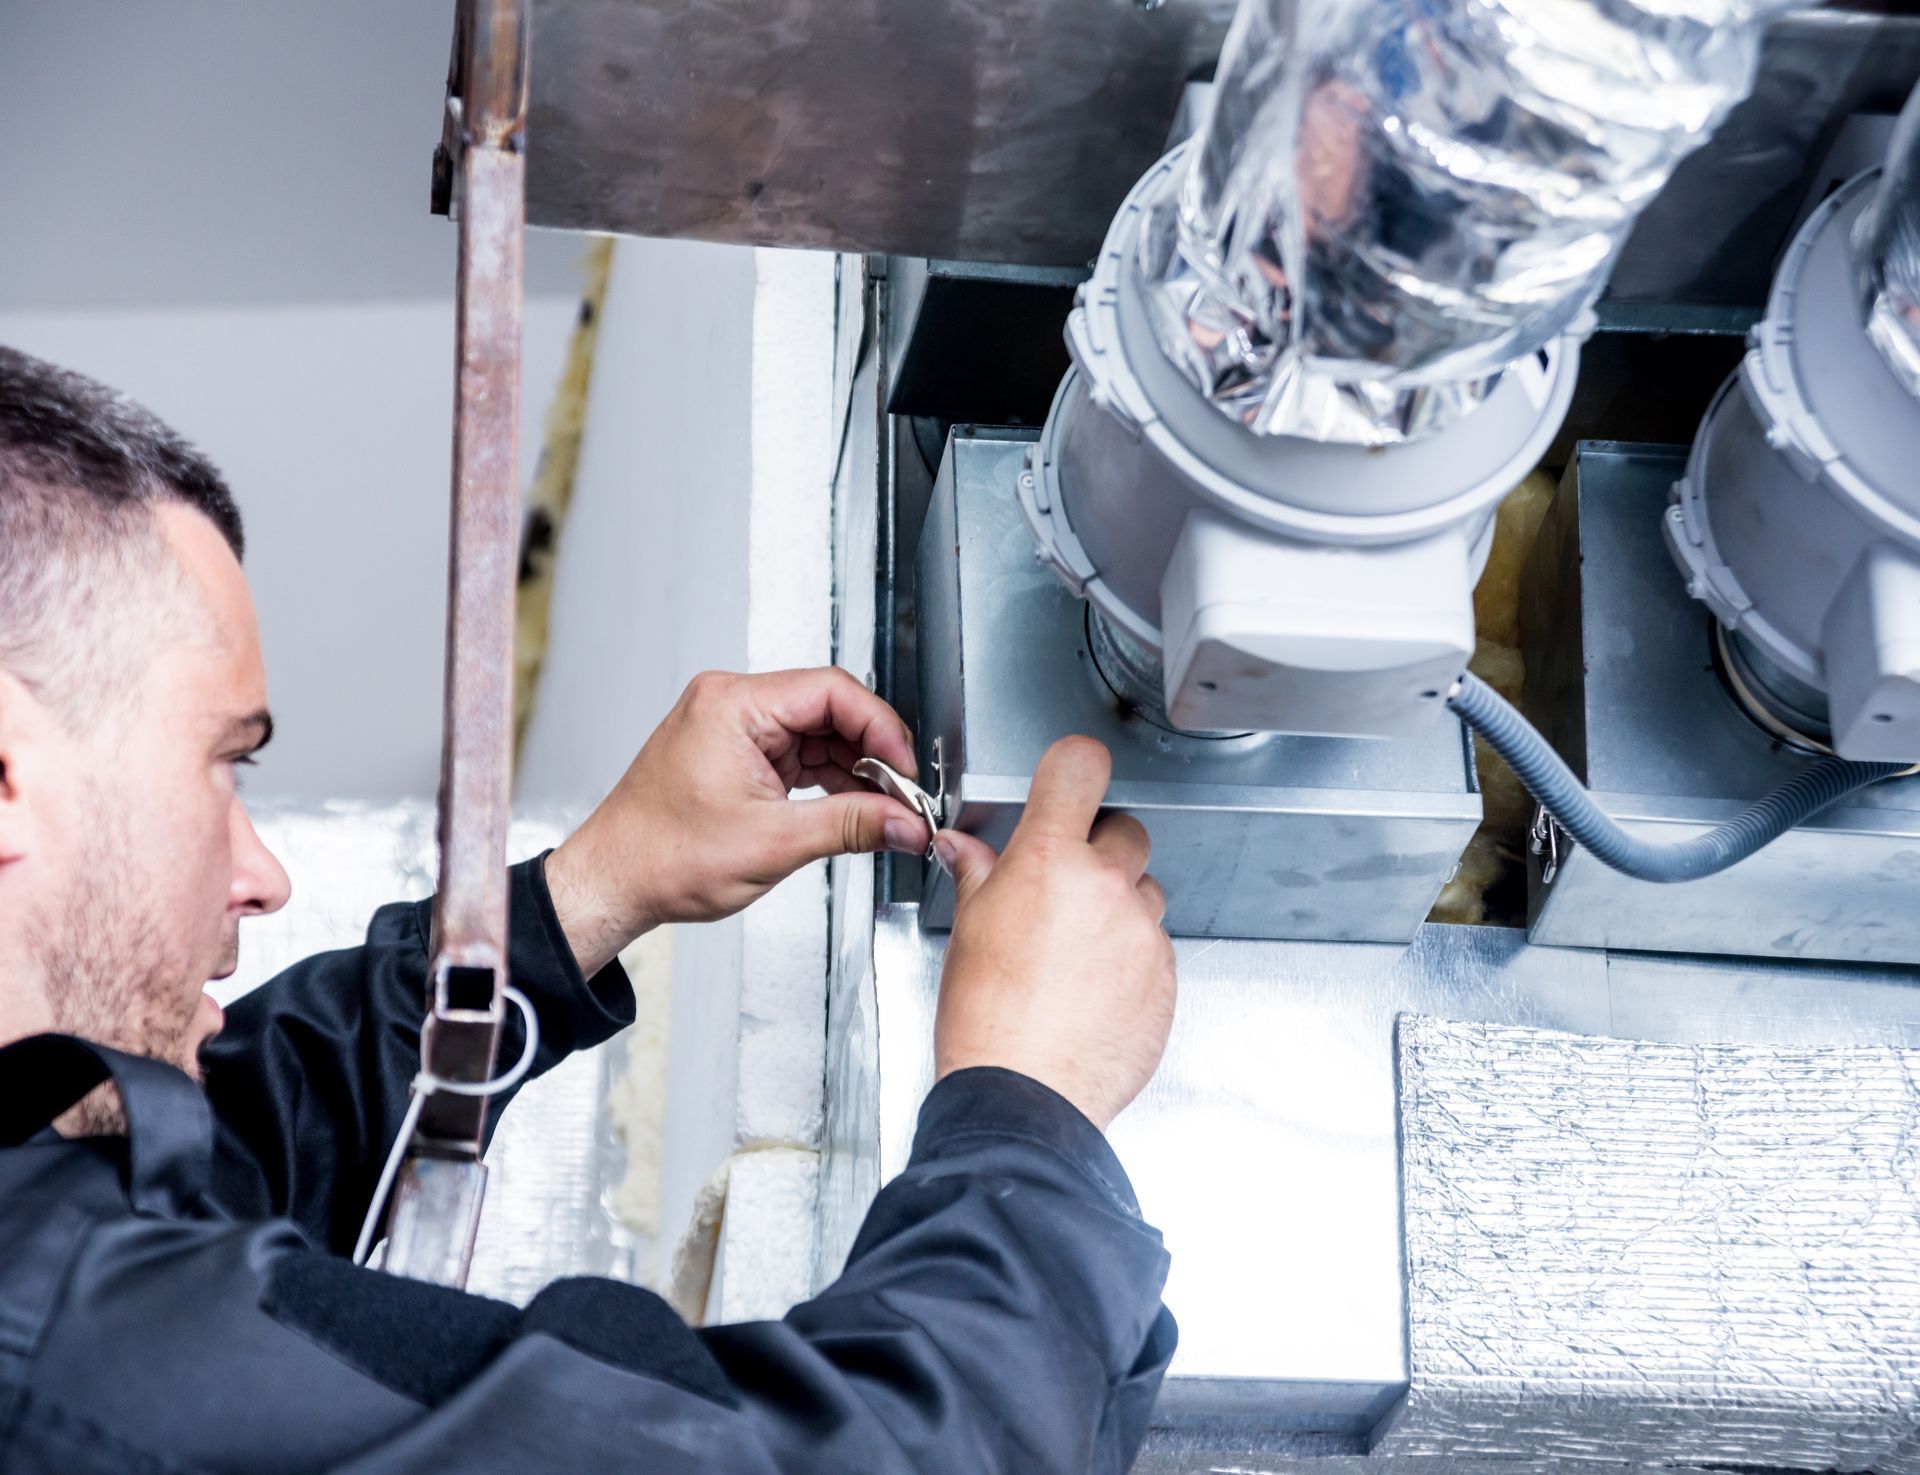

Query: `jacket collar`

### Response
(0, 1034, 211, 1215)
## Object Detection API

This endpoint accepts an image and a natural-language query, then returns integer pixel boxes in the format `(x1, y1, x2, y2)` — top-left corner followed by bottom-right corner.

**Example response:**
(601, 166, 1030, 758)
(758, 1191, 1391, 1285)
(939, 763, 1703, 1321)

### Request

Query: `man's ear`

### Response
(0, 668, 43, 864)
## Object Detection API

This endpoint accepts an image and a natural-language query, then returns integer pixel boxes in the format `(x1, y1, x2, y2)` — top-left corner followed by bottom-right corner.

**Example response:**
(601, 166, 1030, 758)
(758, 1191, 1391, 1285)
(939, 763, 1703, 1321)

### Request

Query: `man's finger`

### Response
(1137, 872, 1168, 925)
(743, 667, 916, 777)
(1011, 735, 1112, 847)
(1088, 812, 1151, 884)
(933, 829, 999, 908)
(776, 791, 929, 868)
(795, 765, 864, 796)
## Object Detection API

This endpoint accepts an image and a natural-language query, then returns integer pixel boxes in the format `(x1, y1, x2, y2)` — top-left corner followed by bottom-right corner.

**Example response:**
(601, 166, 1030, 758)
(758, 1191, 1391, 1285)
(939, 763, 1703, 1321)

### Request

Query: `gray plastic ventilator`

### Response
(1018, 147, 1587, 742)
(1670, 168, 1920, 763)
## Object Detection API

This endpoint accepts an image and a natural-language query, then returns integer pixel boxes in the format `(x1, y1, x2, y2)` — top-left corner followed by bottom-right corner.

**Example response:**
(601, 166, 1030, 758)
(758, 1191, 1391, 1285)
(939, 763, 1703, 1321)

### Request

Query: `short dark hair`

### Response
(0, 348, 245, 725)
(0, 346, 243, 556)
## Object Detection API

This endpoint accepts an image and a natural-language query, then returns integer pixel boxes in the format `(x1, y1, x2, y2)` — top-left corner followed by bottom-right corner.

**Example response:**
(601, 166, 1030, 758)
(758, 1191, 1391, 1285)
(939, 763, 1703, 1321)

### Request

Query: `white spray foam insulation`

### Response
(693, 247, 839, 1315)
(736, 862, 830, 1150)
(737, 245, 837, 1152)
(669, 1158, 735, 1324)
(710, 1148, 823, 1325)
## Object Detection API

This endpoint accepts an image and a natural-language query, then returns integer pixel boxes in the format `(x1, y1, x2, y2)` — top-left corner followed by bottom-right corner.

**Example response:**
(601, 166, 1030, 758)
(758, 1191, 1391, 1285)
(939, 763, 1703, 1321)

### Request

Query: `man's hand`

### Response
(546, 668, 930, 976)
(932, 736, 1176, 1131)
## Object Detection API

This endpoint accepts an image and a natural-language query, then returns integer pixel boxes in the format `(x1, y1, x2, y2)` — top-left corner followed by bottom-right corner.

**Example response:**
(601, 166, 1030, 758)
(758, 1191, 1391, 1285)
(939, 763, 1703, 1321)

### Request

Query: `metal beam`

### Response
(383, 0, 527, 1288)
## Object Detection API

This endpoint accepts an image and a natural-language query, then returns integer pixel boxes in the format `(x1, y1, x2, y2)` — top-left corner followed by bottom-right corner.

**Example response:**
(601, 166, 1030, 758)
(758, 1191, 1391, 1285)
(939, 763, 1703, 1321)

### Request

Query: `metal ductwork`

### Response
(778, 5, 1920, 1467)
(1024, 0, 1800, 740)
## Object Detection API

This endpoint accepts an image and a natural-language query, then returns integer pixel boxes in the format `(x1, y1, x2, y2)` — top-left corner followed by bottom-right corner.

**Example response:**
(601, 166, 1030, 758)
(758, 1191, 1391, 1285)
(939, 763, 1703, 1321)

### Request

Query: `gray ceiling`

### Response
(0, 0, 583, 312)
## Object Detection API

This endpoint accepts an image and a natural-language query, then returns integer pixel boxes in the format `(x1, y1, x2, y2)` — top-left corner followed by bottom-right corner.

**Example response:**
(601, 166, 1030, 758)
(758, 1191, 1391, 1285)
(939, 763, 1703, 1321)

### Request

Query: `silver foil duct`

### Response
(1855, 81, 1920, 401)
(1138, 0, 1801, 445)
(1384, 1015, 1920, 1468)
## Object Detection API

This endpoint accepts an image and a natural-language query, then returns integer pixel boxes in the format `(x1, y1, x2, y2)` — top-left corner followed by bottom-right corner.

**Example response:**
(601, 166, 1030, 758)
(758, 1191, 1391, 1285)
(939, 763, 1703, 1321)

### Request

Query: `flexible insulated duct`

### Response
(1855, 79, 1920, 400)
(1449, 672, 1910, 881)
(1138, 0, 1806, 445)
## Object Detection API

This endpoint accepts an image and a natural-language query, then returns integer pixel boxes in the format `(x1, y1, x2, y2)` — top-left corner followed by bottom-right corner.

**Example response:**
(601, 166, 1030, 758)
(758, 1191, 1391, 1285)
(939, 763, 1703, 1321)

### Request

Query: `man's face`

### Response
(21, 503, 290, 1093)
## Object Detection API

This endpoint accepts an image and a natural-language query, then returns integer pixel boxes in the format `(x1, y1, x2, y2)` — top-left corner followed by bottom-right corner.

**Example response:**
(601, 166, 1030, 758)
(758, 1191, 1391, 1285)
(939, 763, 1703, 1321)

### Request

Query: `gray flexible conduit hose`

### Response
(1447, 671, 1912, 882)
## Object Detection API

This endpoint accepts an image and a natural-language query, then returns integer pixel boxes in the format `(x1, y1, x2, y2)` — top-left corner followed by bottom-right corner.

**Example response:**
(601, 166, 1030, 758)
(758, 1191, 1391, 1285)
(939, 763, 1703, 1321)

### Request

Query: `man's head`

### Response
(0, 348, 290, 1115)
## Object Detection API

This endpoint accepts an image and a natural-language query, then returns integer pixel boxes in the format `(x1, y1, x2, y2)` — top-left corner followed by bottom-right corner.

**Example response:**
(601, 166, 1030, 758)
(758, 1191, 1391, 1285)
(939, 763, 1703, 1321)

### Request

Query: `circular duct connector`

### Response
(1017, 149, 1584, 742)
(1670, 168, 1920, 764)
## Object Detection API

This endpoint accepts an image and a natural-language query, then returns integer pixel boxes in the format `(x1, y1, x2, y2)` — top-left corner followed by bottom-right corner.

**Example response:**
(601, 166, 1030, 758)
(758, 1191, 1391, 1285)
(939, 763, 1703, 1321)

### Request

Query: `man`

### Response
(0, 346, 1180, 1474)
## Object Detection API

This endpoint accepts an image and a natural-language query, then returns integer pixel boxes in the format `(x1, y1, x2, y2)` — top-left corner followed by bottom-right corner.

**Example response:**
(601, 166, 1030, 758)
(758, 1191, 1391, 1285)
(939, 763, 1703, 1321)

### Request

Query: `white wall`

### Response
(0, 1, 581, 311)
(515, 239, 759, 805)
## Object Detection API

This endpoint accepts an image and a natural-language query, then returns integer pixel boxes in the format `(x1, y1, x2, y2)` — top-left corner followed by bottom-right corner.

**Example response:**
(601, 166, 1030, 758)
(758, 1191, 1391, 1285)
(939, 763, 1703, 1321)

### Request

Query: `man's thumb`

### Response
(781, 790, 927, 866)
(932, 829, 997, 905)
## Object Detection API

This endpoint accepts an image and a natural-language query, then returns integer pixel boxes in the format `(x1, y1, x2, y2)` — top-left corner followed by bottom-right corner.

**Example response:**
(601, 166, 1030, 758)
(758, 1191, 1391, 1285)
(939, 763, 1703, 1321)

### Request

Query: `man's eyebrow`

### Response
(220, 710, 274, 753)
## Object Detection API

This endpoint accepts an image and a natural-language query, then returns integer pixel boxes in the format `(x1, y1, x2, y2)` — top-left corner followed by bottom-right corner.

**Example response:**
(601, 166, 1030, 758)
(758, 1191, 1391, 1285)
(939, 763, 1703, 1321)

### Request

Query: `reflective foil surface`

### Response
(1138, 0, 1798, 444)
(1389, 1015, 1920, 1466)
(1856, 81, 1920, 401)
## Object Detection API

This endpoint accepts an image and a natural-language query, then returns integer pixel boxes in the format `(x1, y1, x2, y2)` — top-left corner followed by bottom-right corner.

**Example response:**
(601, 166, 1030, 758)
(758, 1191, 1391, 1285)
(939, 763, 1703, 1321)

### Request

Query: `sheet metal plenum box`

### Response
(914, 430, 1483, 942)
(1525, 442, 1920, 964)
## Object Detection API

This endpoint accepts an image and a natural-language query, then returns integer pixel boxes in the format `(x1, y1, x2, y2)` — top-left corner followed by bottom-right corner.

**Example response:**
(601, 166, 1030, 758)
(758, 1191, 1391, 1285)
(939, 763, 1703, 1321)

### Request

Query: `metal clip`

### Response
(930, 735, 949, 820)
(852, 756, 941, 860)
(1528, 803, 1565, 886)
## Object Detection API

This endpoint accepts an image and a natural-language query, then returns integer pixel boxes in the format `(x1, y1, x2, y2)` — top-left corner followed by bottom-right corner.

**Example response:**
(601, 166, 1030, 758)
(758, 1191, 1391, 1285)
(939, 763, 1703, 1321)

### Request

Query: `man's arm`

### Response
(30, 729, 1179, 1474)
(27, 1068, 1170, 1475)
(715, 1067, 1177, 1475)
(199, 853, 633, 1254)
(202, 667, 932, 1255)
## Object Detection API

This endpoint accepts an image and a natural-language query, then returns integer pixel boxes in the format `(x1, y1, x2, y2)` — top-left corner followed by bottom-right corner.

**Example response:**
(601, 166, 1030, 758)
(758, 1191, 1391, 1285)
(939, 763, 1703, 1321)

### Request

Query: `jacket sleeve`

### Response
(198, 853, 634, 1254)
(25, 1068, 1176, 1475)
(700, 1066, 1180, 1475)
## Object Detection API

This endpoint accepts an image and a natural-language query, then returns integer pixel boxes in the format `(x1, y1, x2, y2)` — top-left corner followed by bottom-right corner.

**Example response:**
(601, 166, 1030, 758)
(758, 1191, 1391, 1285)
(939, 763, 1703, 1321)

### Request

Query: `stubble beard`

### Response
(29, 787, 206, 1137)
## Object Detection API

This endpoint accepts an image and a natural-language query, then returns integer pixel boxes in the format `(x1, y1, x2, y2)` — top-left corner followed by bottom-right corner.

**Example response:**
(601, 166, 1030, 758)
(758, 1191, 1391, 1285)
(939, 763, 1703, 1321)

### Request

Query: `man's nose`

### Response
(230, 799, 292, 917)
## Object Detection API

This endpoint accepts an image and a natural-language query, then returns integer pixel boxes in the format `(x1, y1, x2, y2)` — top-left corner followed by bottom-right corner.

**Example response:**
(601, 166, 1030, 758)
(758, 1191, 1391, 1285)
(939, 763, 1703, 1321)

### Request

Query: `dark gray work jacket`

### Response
(0, 857, 1175, 1473)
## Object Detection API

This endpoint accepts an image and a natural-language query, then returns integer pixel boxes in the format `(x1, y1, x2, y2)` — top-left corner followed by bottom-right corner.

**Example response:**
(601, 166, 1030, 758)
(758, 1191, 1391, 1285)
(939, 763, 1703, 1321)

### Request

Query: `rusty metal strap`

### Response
(382, 0, 528, 1288)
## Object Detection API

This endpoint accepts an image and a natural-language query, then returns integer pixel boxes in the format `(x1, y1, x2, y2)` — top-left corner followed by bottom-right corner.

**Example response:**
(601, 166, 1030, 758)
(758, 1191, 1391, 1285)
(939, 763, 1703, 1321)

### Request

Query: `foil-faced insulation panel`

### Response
(1386, 1015, 1920, 1468)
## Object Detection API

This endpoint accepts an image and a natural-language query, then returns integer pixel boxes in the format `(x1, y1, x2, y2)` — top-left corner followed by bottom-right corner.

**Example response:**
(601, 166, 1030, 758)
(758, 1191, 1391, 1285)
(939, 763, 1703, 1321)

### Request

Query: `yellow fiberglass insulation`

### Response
(1429, 469, 1556, 926)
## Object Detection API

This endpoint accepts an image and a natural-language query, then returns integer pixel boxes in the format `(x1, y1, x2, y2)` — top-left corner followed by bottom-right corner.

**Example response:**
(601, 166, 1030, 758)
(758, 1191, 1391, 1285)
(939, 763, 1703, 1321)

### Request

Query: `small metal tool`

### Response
(853, 757, 941, 860)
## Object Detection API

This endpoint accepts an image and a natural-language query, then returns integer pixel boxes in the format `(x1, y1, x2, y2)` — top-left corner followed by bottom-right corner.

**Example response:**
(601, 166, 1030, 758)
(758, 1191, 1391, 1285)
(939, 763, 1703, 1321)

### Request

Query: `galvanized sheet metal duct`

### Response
(1856, 80, 1920, 401)
(1139, 0, 1804, 445)
(1386, 1015, 1920, 1467)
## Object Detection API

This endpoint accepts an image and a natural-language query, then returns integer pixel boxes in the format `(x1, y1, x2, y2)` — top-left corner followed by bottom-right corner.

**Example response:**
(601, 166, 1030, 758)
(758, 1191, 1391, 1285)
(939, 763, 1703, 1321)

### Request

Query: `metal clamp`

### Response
(853, 752, 943, 860)
(1529, 803, 1568, 886)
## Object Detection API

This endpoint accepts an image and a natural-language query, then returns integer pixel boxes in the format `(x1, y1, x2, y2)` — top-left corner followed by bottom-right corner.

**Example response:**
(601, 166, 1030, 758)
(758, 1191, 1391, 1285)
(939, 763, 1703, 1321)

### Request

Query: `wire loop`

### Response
(352, 984, 540, 1267)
